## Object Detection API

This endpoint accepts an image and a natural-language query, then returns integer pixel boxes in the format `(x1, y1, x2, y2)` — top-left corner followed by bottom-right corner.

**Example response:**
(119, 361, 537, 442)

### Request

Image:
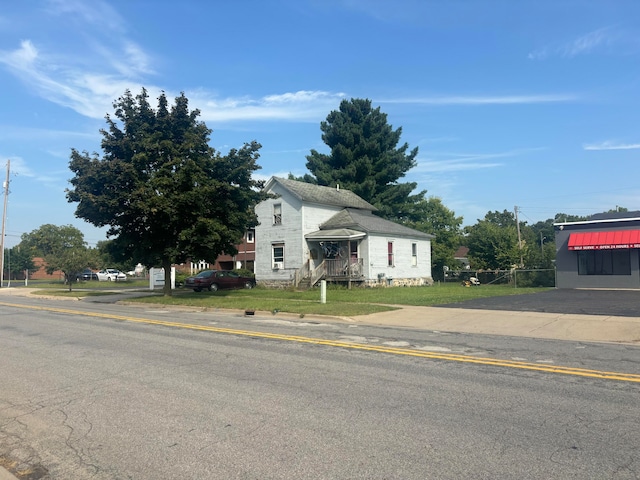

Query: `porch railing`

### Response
(294, 258, 364, 288)
(309, 261, 327, 287)
(324, 258, 364, 278)
(293, 260, 311, 288)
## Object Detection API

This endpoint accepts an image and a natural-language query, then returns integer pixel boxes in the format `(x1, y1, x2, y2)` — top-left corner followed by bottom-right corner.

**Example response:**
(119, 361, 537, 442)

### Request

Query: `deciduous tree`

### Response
(4, 246, 35, 281)
(465, 211, 523, 270)
(20, 224, 94, 290)
(67, 89, 267, 295)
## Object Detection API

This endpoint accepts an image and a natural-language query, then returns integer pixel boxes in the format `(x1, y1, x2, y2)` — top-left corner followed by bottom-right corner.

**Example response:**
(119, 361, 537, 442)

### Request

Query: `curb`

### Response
(0, 466, 19, 480)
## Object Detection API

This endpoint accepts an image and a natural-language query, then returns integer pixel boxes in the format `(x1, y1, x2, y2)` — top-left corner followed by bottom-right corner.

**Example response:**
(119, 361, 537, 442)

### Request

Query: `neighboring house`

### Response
(28, 257, 64, 281)
(555, 211, 640, 289)
(453, 246, 470, 268)
(255, 177, 434, 288)
(212, 229, 256, 272)
(177, 229, 256, 275)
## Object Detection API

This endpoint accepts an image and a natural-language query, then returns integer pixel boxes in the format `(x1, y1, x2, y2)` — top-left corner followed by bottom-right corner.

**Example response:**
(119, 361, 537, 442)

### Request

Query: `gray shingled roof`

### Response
(269, 177, 377, 211)
(320, 209, 434, 239)
(590, 210, 640, 221)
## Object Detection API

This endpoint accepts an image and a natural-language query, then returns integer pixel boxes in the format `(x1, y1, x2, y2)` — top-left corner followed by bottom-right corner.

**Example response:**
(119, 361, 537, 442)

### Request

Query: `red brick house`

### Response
(175, 229, 256, 275)
(29, 257, 65, 281)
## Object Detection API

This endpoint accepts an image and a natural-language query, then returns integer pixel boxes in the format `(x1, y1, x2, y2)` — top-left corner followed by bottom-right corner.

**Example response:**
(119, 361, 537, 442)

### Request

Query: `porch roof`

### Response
(305, 228, 367, 240)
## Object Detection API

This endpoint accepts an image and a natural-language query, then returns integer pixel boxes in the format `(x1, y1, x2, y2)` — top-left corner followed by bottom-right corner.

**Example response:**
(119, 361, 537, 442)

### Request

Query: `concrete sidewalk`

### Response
(348, 306, 640, 344)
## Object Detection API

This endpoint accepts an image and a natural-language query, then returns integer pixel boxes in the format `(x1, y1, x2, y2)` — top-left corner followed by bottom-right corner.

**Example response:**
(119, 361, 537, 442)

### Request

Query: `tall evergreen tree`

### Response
(303, 98, 423, 221)
(67, 89, 267, 295)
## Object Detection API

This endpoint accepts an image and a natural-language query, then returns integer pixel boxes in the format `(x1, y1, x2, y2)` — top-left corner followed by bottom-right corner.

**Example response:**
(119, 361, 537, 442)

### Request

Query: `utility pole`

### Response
(514, 205, 523, 268)
(0, 160, 9, 287)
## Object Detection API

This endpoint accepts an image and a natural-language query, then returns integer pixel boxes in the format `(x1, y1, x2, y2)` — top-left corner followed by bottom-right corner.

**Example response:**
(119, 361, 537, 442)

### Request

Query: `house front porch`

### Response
(294, 257, 365, 288)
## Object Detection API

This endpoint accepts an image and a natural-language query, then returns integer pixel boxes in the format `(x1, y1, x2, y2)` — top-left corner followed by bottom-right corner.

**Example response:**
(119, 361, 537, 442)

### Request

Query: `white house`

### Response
(255, 177, 434, 288)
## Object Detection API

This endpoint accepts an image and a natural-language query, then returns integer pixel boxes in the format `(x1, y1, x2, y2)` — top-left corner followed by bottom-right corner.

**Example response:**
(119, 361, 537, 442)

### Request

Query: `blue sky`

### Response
(1, 0, 639, 248)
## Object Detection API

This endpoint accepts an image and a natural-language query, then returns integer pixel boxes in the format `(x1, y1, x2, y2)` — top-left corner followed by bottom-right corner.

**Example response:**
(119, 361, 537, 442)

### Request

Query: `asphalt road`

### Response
(1, 298, 639, 479)
(435, 288, 640, 317)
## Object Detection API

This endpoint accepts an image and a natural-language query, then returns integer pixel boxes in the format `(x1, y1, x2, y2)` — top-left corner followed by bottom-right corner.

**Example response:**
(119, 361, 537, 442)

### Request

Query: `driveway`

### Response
(435, 289, 640, 317)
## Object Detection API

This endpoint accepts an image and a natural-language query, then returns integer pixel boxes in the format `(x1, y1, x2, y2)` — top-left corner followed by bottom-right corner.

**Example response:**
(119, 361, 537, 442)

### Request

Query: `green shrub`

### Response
(233, 268, 255, 278)
(175, 272, 190, 286)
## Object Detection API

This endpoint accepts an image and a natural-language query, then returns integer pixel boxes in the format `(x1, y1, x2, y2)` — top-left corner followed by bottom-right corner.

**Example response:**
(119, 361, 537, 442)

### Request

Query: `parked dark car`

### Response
(185, 270, 255, 292)
(77, 268, 98, 281)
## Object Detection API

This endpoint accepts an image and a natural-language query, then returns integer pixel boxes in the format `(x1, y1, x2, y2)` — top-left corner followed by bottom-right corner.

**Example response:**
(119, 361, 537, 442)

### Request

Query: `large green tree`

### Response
(20, 224, 95, 290)
(525, 219, 555, 268)
(302, 98, 423, 222)
(67, 89, 267, 295)
(4, 246, 36, 281)
(406, 197, 463, 280)
(464, 210, 524, 270)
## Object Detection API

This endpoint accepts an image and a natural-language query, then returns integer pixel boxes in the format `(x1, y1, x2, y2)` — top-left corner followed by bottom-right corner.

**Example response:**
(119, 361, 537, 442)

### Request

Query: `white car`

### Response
(97, 268, 127, 282)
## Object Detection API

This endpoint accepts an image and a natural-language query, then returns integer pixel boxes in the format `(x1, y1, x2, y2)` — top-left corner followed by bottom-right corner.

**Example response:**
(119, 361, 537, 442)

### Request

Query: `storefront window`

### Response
(577, 250, 631, 275)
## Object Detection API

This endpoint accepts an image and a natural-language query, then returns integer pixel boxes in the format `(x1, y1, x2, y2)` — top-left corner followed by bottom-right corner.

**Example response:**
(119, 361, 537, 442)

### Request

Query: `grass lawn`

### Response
(21, 281, 550, 317)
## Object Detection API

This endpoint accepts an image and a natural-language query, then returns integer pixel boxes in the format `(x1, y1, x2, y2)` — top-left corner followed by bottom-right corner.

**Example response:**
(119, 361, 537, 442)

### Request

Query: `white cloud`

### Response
(194, 90, 346, 123)
(379, 94, 576, 105)
(1, 156, 33, 178)
(0, 40, 146, 118)
(1, 155, 72, 191)
(529, 26, 630, 60)
(583, 141, 640, 151)
(562, 27, 616, 57)
(93, 41, 155, 78)
(1, 39, 38, 66)
(0, 37, 345, 122)
(416, 159, 503, 174)
(44, 0, 125, 33)
(0, 125, 97, 142)
(414, 148, 544, 174)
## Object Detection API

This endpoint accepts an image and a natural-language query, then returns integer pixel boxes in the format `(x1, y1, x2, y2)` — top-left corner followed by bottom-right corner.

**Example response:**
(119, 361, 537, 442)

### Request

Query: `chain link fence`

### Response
(443, 268, 556, 288)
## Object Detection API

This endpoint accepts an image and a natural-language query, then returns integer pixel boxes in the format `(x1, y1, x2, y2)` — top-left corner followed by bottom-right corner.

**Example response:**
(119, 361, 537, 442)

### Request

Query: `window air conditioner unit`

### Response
(273, 262, 283, 270)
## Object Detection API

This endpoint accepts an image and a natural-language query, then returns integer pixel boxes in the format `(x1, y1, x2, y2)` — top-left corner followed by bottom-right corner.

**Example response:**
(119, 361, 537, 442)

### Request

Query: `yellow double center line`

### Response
(4, 301, 640, 383)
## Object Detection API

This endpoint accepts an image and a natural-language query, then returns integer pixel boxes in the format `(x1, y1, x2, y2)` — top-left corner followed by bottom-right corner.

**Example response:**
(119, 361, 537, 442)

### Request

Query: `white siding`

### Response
(255, 186, 303, 281)
(255, 178, 433, 285)
(301, 203, 343, 234)
(256, 188, 348, 282)
(366, 235, 431, 283)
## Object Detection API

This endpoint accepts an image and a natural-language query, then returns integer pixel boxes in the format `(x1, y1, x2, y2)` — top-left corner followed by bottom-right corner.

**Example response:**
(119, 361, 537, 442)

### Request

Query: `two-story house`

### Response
(255, 177, 434, 288)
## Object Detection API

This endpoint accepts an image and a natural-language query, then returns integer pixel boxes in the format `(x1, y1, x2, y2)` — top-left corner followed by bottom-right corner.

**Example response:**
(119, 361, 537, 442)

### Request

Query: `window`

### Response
(246, 230, 255, 243)
(350, 241, 358, 261)
(273, 204, 282, 225)
(577, 250, 631, 275)
(411, 243, 418, 266)
(272, 243, 284, 269)
(387, 241, 394, 267)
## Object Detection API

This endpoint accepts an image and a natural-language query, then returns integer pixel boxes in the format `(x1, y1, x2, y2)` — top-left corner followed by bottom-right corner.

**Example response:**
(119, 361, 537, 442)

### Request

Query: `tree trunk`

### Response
(162, 259, 172, 297)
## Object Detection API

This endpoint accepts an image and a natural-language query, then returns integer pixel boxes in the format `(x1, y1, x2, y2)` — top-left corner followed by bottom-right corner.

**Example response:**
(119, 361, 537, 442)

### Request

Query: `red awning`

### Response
(567, 230, 640, 250)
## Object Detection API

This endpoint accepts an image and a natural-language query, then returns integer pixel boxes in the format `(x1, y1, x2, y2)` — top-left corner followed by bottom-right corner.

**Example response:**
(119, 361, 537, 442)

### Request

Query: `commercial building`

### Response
(555, 211, 640, 289)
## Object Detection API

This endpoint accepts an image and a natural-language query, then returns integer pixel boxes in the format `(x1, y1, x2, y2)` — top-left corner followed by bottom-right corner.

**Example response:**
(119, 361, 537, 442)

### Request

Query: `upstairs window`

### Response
(273, 204, 282, 225)
(246, 230, 255, 243)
